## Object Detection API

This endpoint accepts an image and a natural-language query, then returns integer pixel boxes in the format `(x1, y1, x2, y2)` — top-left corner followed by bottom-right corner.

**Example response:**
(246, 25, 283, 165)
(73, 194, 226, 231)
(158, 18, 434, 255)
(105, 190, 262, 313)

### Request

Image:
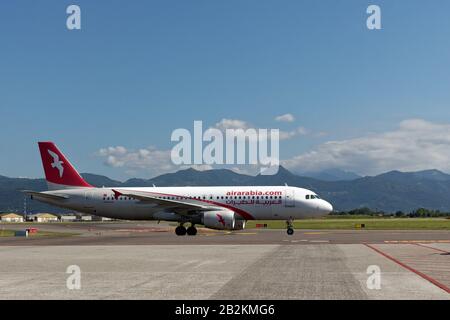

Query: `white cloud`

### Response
(214, 118, 306, 141)
(214, 118, 249, 131)
(97, 146, 176, 176)
(97, 145, 219, 177)
(96, 118, 313, 177)
(279, 127, 308, 140)
(275, 113, 295, 122)
(282, 119, 450, 176)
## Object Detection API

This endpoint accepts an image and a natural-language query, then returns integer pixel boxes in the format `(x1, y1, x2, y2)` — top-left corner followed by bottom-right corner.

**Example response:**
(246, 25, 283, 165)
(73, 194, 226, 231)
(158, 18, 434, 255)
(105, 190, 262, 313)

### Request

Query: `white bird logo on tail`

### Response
(48, 149, 64, 178)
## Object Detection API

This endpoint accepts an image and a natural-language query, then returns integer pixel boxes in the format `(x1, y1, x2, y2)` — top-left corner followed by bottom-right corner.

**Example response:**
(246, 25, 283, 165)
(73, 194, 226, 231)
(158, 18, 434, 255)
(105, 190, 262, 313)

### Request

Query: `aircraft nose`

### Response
(324, 201, 333, 213)
(318, 201, 333, 214)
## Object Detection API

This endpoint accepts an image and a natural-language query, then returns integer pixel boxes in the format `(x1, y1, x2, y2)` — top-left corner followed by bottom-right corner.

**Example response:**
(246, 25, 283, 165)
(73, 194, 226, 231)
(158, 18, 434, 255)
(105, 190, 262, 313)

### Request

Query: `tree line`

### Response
(333, 207, 450, 217)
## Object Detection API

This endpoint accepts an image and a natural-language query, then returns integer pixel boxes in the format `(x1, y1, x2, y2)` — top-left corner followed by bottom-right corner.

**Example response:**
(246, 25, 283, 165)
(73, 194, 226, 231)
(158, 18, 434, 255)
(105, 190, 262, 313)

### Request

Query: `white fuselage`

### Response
(36, 186, 333, 221)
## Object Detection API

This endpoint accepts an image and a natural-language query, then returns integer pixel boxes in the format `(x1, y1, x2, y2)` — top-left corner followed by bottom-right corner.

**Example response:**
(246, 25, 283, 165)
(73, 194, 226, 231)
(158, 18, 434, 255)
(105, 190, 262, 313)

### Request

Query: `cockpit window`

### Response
(305, 195, 310, 199)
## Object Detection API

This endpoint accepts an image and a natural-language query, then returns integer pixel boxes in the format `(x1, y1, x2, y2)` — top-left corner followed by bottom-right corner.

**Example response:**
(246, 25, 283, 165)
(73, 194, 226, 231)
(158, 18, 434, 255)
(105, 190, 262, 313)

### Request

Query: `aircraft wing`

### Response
(112, 189, 221, 214)
(22, 190, 69, 200)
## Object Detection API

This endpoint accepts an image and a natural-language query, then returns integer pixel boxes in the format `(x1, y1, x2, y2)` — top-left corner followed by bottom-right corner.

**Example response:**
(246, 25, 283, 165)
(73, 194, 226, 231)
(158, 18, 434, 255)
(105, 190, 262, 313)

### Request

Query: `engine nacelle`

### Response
(202, 210, 246, 230)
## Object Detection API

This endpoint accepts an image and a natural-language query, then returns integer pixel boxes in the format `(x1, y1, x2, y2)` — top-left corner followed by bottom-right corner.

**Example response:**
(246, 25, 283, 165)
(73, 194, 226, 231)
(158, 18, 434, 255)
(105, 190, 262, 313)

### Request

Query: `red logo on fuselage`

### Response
(216, 213, 226, 226)
(112, 189, 123, 200)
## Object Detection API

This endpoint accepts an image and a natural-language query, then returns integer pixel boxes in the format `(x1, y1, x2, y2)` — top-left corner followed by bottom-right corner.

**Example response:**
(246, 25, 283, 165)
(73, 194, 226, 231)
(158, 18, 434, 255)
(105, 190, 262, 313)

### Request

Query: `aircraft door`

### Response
(285, 189, 295, 207)
(83, 191, 97, 213)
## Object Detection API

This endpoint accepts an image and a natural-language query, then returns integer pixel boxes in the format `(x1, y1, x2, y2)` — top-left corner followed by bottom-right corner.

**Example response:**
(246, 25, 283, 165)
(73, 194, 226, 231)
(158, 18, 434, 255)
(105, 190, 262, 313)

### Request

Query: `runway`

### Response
(0, 243, 449, 299)
(1, 221, 450, 245)
(0, 222, 449, 299)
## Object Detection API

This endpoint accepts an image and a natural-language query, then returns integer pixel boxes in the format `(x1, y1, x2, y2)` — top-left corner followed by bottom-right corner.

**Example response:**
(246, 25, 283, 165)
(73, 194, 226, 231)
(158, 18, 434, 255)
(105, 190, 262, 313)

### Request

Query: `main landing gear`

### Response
(286, 218, 294, 236)
(187, 225, 197, 236)
(175, 225, 186, 236)
(175, 224, 197, 236)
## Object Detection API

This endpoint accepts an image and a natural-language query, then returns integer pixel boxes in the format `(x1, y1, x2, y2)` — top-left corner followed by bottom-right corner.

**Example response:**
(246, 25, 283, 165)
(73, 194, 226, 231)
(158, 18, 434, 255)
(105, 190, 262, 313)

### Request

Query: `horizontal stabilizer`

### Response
(22, 190, 69, 200)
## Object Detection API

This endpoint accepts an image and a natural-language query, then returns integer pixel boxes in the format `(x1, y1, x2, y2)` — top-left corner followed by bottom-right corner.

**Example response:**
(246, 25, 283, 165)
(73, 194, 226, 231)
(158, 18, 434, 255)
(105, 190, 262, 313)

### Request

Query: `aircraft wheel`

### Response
(186, 226, 197, 236)
(175, 226, 187, 236)
(287, 228, 294, 236)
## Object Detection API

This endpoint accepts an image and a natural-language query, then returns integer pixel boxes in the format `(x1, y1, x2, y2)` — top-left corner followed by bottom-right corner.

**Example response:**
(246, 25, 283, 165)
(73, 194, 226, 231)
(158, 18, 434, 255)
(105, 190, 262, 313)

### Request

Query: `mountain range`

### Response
(2, 167, 450, 213)
(297, 168, 362, 181)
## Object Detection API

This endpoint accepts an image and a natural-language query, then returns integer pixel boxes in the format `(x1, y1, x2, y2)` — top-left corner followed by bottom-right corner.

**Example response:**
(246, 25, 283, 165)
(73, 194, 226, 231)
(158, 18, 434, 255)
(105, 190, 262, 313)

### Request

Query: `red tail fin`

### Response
(38, 142, 93, 190)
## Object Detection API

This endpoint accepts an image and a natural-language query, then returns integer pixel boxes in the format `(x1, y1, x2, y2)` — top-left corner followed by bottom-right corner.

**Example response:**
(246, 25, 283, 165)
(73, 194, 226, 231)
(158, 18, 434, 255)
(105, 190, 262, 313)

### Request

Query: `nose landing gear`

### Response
(286, 218, 294, 235)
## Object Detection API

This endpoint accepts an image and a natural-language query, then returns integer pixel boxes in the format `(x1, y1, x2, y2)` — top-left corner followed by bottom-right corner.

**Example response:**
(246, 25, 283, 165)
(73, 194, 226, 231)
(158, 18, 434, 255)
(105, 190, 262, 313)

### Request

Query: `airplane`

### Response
(24, 142, 333, 236)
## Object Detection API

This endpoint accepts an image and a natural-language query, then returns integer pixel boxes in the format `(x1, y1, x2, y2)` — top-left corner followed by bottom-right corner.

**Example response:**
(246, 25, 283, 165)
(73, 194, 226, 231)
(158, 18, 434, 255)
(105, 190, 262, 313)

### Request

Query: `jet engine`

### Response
(202, 210, 246, 230)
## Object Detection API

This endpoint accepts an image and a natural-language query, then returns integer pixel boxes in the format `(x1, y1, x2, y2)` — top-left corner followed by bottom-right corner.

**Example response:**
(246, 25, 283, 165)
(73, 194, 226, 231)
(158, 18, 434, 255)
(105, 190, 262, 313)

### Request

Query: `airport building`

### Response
(30, 213, 58, 223)
(0, 213, 24, 223)
(96, 216, 113, 221)
(59, 215, 77, 222)
(56, 213, 114, 222)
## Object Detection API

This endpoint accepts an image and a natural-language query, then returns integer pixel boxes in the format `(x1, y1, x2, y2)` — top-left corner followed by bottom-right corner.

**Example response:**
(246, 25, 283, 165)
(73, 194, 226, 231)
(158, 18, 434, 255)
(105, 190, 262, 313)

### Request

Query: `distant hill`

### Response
(2, 168, 450, 213)
(122, 168, 254, 187)
(81, 173, 123, 187)
(409, 169, 450, 181)
(299, 168, 362, 181)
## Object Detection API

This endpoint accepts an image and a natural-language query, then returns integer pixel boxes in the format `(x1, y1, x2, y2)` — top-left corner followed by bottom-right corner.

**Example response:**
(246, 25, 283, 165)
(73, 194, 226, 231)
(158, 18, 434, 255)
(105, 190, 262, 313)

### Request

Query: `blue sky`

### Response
(1, 1, 450, 180)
